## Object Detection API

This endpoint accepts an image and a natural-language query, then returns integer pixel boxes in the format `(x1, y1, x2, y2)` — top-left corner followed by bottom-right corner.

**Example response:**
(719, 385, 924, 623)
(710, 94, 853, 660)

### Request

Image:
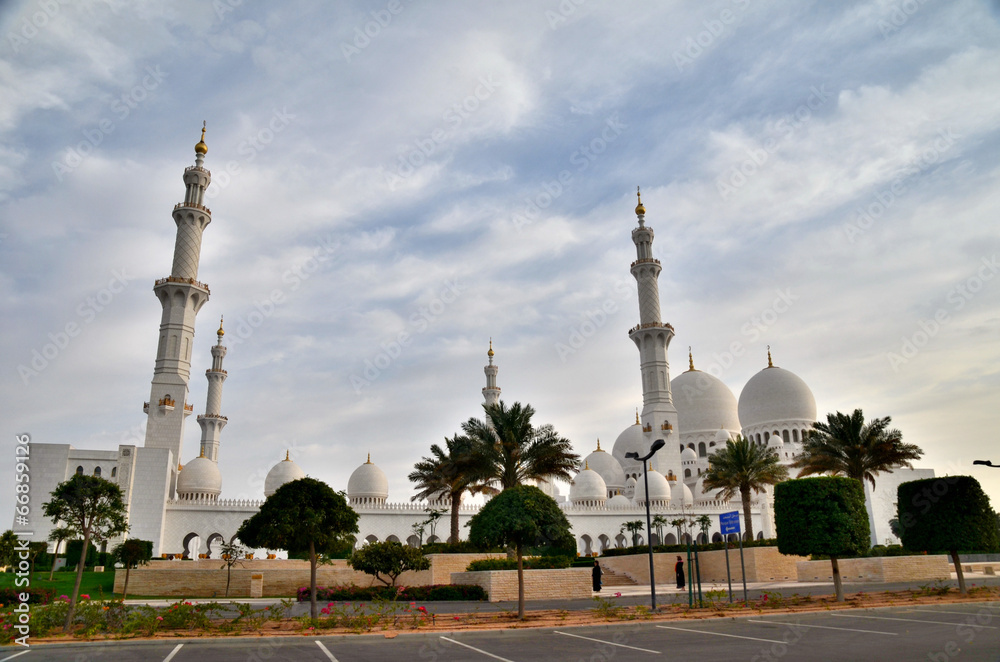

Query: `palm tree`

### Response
(792, 409, 923, 490)
(408, 434, 492, 544)
(47, 525, 77, 580)
(462, 400, 579, 491)
(703, 435, 789, 540)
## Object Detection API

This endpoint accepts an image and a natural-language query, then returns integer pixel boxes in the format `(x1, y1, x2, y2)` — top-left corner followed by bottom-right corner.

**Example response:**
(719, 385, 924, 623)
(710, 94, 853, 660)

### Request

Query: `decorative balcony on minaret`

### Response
(143, 125, 213, 469)
(482, 339, 501, 408)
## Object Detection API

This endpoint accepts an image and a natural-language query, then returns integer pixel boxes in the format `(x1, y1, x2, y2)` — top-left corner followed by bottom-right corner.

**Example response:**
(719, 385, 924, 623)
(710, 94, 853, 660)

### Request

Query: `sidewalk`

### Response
(596, 579, 832, 599)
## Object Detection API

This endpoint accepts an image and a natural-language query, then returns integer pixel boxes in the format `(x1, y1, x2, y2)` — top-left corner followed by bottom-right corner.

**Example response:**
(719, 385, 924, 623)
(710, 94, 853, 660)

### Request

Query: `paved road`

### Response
(8, 600, 1000, 661)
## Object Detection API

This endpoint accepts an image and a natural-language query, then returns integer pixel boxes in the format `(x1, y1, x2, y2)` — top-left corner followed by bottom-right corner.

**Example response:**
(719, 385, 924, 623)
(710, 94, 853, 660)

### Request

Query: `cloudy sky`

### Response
(3, 0, 1000, 524)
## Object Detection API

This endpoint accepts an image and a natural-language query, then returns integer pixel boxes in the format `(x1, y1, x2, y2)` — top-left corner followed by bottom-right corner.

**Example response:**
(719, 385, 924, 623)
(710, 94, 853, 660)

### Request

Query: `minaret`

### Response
(482, 339, 501, 407)
(197, 317, 228, 462)
(142, 125, 213, 469)
(627, 188, 680, 475)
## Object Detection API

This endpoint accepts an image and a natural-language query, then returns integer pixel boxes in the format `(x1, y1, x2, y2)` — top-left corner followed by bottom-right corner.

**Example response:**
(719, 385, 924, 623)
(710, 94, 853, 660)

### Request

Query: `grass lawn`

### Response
(1, 570, 116, 599)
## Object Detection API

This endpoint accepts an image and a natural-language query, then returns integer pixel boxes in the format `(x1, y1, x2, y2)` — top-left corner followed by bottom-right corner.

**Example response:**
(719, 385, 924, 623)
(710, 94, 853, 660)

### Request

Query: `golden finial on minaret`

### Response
(366, 453, 371, 464)
(217, 315, 225, 337)
(585, 460, 589, 471)
(648, 462, 653, 471)
(688, 346, 695, 371)
(635, 186, 645, 216)
(767, 345, 773, 368)
(488, 338, 494, 358)
(596, 438, 602, 452)
(284, 450, 290, 461)
(195, 121, 208, 155)
(199, 448, 205, 458)
(635, 408, 640, 425)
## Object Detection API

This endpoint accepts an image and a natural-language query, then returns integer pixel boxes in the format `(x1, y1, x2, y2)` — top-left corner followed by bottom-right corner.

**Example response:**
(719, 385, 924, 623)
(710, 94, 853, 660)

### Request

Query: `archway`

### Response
(598, 534, 611, 553)
(406, 535, 421, 548)
(712, 532, 723, 543)
(663, 533, 677, 545)
(364, 535, 379, 545)
(206, 533, 224, 558)
(426, 535, 440, 544)
(386, 535, 400, 543)
(182, 532, 201, 559)
(614, 533, 627, 548)
(697, 533, 708, 545)
(579, 535, 593, 556)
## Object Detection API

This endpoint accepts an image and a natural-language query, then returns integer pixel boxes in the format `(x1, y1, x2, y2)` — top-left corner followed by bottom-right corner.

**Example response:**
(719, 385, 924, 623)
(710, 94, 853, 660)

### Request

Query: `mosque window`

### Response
(75, 466, 83, 476)
(679, 444, 684, 454)
(94, 466, 102, 477)
(698, 442, 707, 457)
(684, 469, 691, 478)
(792, 429, 799, 443)
(782, 430, 790, 444)
(111, 467, 117, 477)
(763, 431, 770, 442)
(756, 434, 762, 445)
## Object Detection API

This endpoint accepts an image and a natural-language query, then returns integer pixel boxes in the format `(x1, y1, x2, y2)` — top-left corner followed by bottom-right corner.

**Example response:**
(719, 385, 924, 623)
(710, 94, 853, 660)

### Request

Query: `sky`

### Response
(2, 0, 1000, 526)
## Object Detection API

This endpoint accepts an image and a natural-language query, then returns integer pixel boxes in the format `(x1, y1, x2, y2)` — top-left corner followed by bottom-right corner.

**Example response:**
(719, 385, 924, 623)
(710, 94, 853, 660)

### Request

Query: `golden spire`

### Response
(635, 408, 640, 425)
(195, 121, 208, 155)
(767, 345, 773, 368)
(284, 450, 290, 461)
(585, 460, 589, 470)
(688, 346, 695, 371)
(366, 453, 371, 464)
(199, 448, 205, 458)
(217, 315, 225, 337)
(648, 462, 653, 471)
(634, 186, 645, 216)
(596, 438, 602, 452)
(488, 338, 494, 358)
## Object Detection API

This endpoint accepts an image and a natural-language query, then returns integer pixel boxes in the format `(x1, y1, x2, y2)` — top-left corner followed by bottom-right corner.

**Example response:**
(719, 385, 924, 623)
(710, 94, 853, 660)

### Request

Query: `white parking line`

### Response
(747, 619, 897, 635)
(655, 625, 785, 644)
(908, 607, 1000, 617)
(554, 630, 660, 653)
(0, 651, 31, 661)
(163, 644, 184, 662)
(830, 613, 998, 628)
(441, 636, 516, 662)
(315, 640, 339, 661)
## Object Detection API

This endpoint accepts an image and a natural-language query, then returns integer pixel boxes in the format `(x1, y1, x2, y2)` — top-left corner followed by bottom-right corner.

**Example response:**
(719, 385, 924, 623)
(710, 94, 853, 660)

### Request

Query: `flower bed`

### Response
(296, 584, 487, 602)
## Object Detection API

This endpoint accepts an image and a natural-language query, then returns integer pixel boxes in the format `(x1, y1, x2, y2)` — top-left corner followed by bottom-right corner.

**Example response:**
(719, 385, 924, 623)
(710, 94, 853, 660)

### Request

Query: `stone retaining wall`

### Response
(449, 568, 592, 602)
(599, 547, 805, 584)
(113, 553, 501, 597)
(795, 555, 951, 583)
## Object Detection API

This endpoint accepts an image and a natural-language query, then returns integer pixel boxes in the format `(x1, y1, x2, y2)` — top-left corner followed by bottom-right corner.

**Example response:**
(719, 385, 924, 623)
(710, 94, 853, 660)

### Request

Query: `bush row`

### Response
(297, 584, 488, 602)
(465, 555, 572, 571)
(600, 539, 779, 557)
(0, 587, 54, 605)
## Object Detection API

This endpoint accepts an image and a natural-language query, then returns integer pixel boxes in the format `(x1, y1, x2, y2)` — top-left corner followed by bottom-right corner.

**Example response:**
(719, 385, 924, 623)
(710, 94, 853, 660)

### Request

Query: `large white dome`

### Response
(176, 456, 222, 499)
(669, 478, 694, 507)
(608, 493, 632, 508)
(569, 467, 607, 504)
(611, 418, 647, 473)
(635, 469, 671, 505)
(738, 364, 817, 429)
(671, 368, 741, 434)
(264, 452, 306, 497)
(583, 442, 625, 492)
(348, 456, 389, 503)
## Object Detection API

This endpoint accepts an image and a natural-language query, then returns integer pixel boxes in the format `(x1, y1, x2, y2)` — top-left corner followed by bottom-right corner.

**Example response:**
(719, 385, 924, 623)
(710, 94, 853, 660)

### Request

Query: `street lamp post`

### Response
(625, 438, 666, 610)
(973, 460, 999, 467)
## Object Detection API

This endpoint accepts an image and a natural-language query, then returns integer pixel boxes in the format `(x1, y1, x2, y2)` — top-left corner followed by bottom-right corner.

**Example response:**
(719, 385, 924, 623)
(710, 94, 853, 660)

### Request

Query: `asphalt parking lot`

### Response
(7, 600, 1000, 662)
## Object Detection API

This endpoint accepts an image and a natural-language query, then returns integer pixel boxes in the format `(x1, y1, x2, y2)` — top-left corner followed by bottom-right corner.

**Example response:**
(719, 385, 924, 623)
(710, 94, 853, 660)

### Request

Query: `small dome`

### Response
(692, 476, 713, 502)
(715, 428, 732, 444)
(611, 419, 647, 472)
(623, 475, 638, 498)
(608, 493, 632, 508)
(635, 469, 671, 505)
(738, 365, 816, 430)
(264, 452, 306, 497)
(348, 456, 389, 502)
(176, 456, 222, 498)
(671, 369, 741, 435)
(681, 447, 698, 463)
(583, 443, 626, 491)
(570, 467, 607, 504)
(670, 478, 694, 507)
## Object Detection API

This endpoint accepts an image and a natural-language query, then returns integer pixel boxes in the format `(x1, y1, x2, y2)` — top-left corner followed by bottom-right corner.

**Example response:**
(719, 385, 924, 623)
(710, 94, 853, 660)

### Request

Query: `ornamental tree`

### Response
(896, 476, 999, 595)
(42, 474, 129, 630)
(467, 484, 574, 619)
(218, 539, 246, 597)
(237, 477, 358, 619)
(111, 539, 153, 600)
(348, 541, 431, 587)
(774, 477, 869, 602)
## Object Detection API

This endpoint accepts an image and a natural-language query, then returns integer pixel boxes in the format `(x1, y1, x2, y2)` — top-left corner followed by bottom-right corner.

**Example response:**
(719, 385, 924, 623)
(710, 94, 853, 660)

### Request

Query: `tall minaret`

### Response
(627, 188, 680, 475)
(142, 125, 213, 469)
(196, 317, 228, 462)
(482, 339, 501, 407)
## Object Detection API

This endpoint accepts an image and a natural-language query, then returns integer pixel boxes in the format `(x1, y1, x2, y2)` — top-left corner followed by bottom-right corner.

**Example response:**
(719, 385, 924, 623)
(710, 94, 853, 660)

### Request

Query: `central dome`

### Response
(176, 456, 222, 500)
(738, 365, 816, 429)
(671, 369, 740, 434)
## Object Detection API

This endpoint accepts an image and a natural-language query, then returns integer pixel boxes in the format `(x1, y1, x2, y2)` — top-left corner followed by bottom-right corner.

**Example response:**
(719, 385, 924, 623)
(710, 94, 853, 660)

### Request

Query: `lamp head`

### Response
(625, 452, 639, 460)
(973, 460, 996, 466)
(651, 439, 665, 453)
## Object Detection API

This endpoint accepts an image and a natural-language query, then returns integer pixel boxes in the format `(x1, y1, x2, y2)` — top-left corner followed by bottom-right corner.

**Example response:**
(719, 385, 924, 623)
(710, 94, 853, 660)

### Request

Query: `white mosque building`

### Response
(22, 133, 913, 560)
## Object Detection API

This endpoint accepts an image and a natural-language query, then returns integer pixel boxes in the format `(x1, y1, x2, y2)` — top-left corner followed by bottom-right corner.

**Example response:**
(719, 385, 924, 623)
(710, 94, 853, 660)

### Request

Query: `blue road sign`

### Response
(720, 510, 741, 535)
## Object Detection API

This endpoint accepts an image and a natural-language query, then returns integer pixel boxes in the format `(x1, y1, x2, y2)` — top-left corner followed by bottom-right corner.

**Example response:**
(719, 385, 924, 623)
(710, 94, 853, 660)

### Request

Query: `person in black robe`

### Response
(592, 560, 602, 591)
(675, 555, 685, 589)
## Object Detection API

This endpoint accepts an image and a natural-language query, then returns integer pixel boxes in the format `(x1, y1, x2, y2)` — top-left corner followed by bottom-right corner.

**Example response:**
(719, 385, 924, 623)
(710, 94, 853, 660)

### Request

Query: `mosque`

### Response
(23, 132, 910, 561)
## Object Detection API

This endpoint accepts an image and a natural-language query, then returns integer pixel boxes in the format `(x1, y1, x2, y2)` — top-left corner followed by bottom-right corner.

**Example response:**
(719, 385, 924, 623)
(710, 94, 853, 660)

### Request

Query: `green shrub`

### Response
(421, 541, 503, 554)
(298, 584, 487, 602)
(465, 555, 571, 571)
(64, 540, 99, 569)
(0, 586, 54, 605)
